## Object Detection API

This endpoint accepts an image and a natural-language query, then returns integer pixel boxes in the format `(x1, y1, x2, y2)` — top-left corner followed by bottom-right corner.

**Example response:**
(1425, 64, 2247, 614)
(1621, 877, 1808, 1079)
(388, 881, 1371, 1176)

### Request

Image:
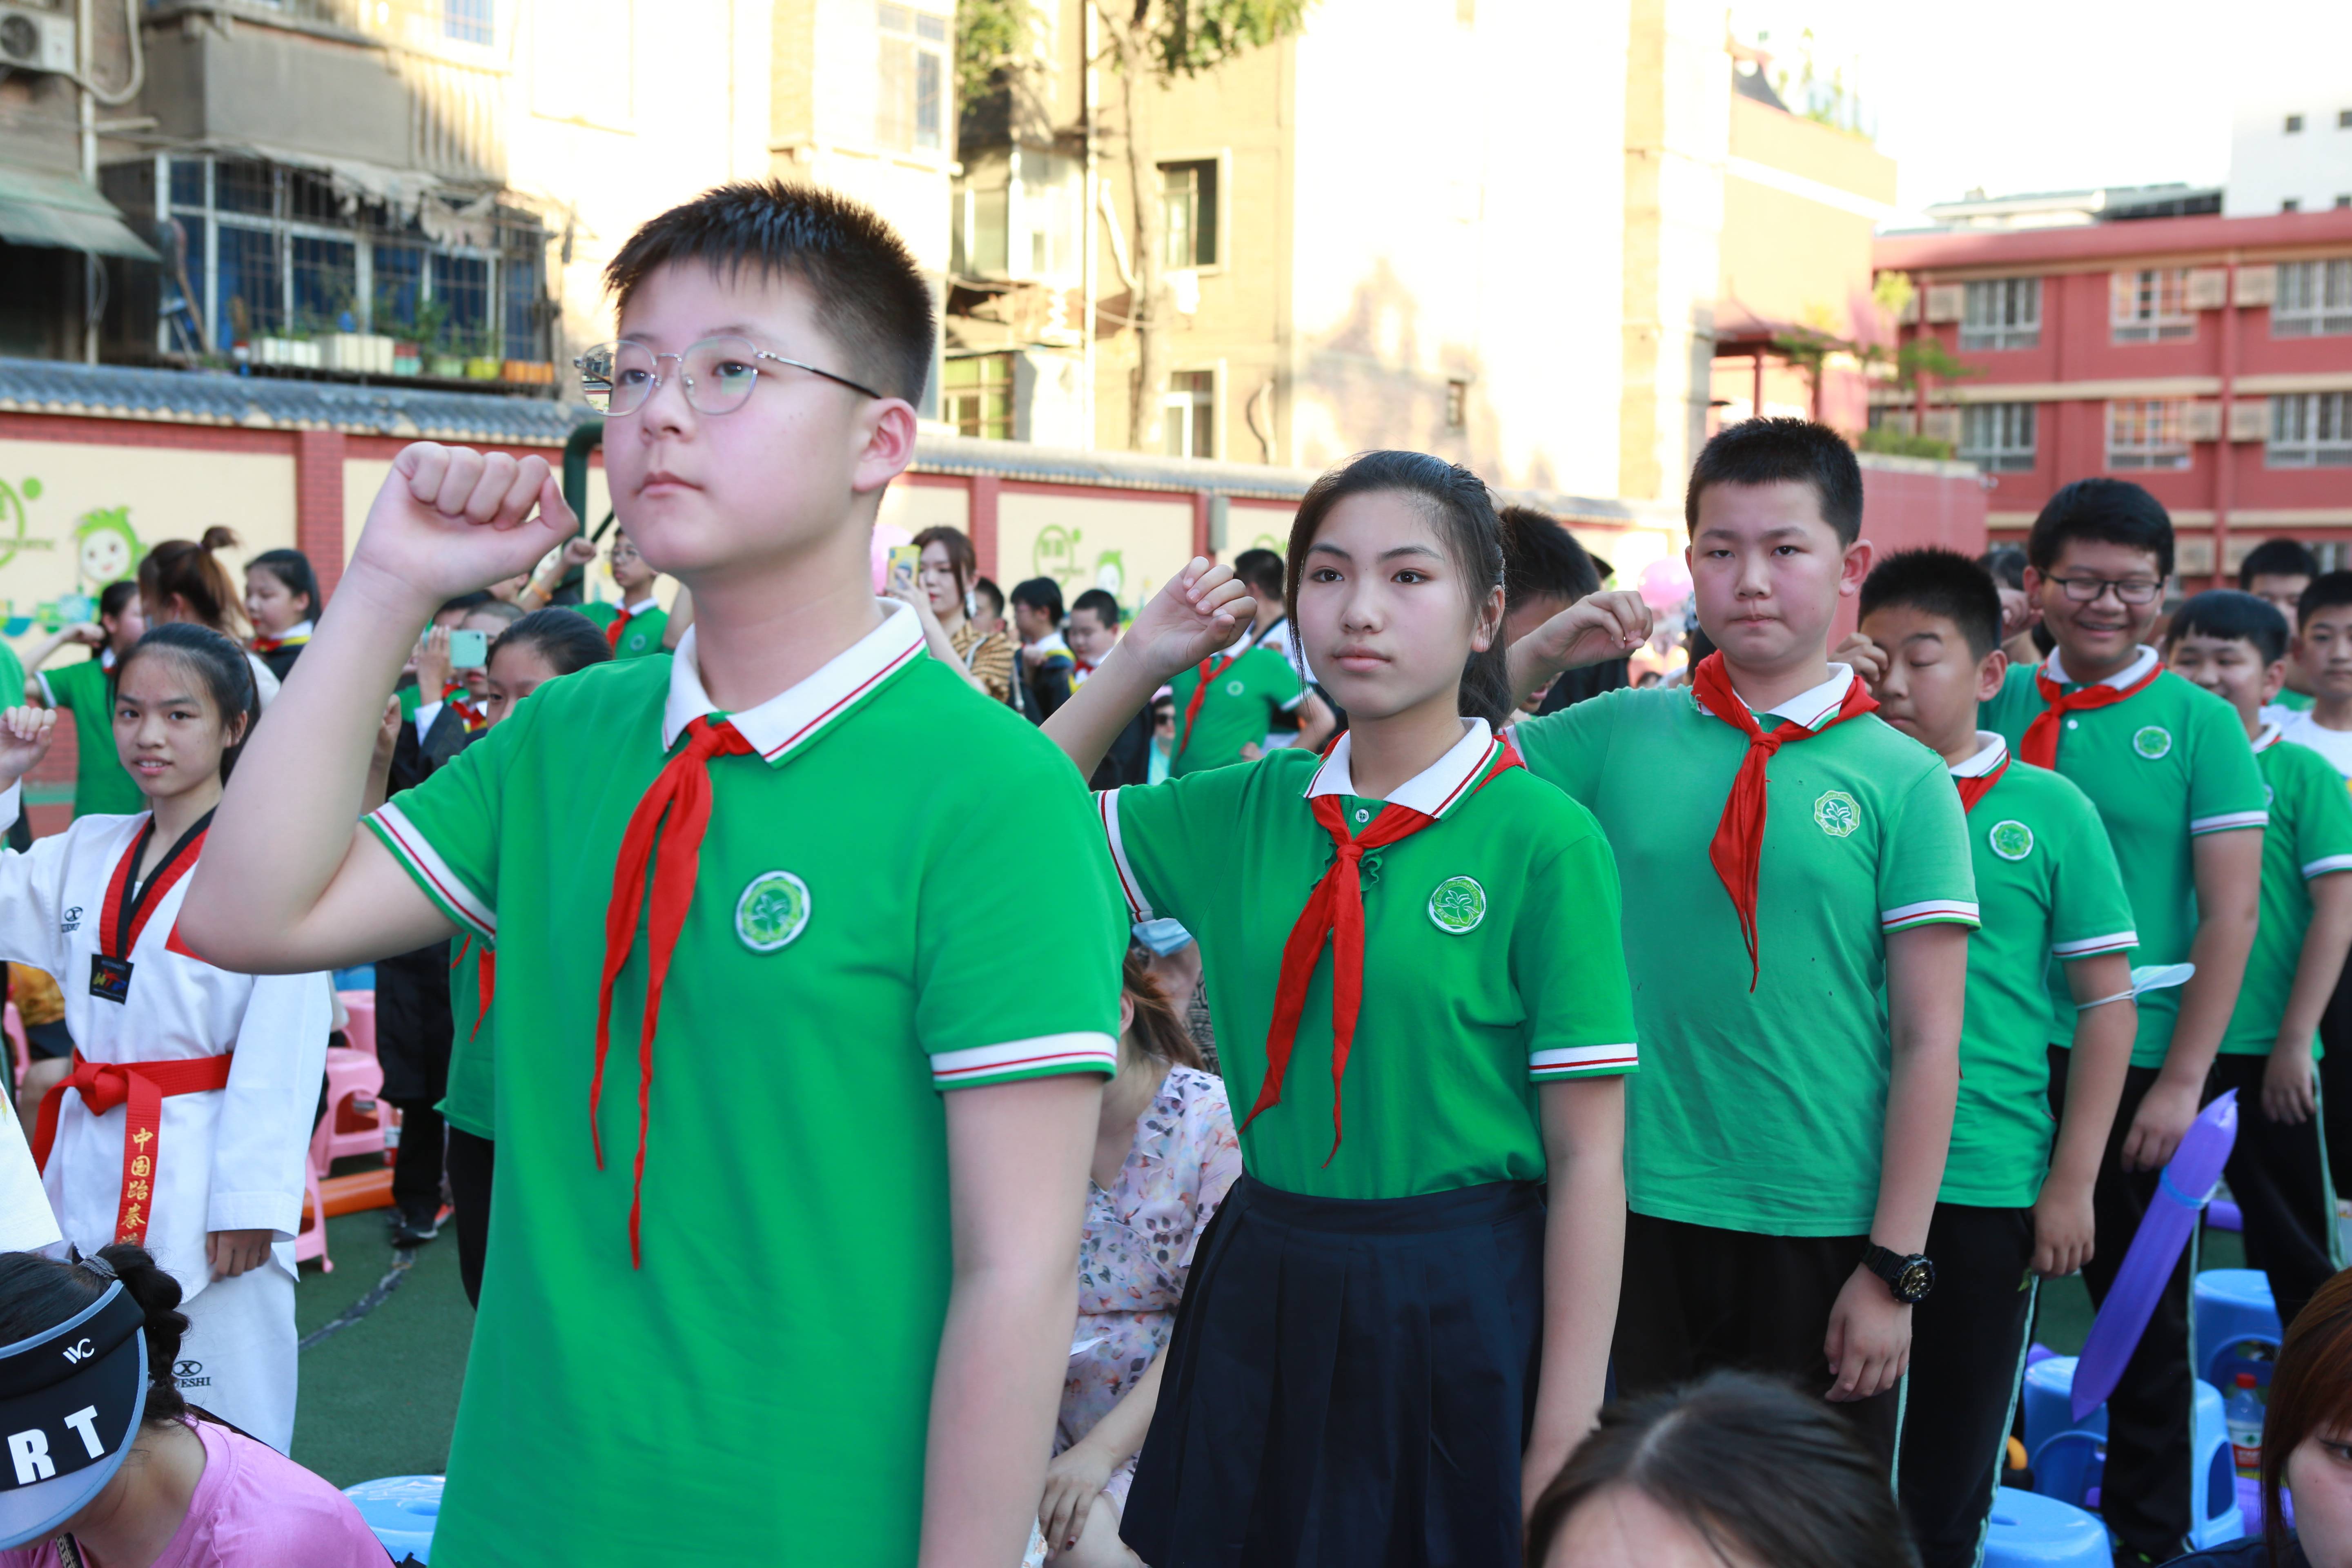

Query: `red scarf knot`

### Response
(605, 607, 632, 649)
(2020, 658, 2160, 770)
(1690, 653, 1878, 990)
(592, 714, 753, 1267)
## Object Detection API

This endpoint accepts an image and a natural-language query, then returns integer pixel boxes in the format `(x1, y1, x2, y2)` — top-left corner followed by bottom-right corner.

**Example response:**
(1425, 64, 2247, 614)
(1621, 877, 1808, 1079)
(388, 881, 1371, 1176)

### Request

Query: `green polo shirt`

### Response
(1517, 669, 1980, 1237)
(367, 602, 1124, 1565)
(1168, 643, 1304, 775)
(1981, 650, 2269, 1066)
(1104, 721, 1637, 1200)
(2275, 689, 2316, 713)
(37, 657, 143, 818)
(582, 597, 669, 658)
(2221, 727, 2352, 1058)
(437, 936, 494, 1140)
(1942, 738, 2138, 1208)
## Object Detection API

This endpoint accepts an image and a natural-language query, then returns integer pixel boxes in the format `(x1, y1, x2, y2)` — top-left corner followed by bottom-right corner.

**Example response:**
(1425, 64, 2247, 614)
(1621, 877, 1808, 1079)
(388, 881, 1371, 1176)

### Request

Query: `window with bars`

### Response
(2270, 393, 2352, 468)
(876, 3, 946, 154)
(1160, 160, 1219, 269)
(2274, 259, 2352, 337)
(2113, 269, 2197, 342)
(443, 0, 494, 45)
(2108, 400, 2191, 470)
(942, 354, 1015, 440)
(1163, 370, 1215, 457)
(1960, 403, 2038, 471)
(1960, 278, 2040, 350)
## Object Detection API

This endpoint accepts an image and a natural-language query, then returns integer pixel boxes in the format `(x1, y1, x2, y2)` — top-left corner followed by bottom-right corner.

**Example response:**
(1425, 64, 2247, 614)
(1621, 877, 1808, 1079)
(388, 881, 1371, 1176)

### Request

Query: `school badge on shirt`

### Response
(1813, 790, 1861, 838)
(1989, 820, 2035, 861)
(2133, 725, 2173, 760)
(1428, 875, 1487, 935)
(736, 870, 811, 952)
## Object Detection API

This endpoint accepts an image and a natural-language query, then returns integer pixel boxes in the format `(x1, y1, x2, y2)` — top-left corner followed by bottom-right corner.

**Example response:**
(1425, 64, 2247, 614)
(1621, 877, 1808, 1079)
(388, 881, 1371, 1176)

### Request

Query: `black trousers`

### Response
(1900, 1203, 2036, 1568)
(388, 1098, 445, 1223)
(1613, 1212, 1900, 1463)
(2209, 1052, 2340, 1335)
(446, 1129, 494, 1310)
(2047, 1048, 2194, 1559)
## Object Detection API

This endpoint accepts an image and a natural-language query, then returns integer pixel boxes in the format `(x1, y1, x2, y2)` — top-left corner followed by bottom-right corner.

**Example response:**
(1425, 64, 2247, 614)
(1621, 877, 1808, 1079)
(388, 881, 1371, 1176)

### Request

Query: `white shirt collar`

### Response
(2253, 719, 2283, 753)
(1305, 718, 1500, 820)
(621, 597, 660, 618)
(2042, 644, 2160, 692)
(280, 619, 314, 640)
(1949, 731, 2009, 778)
(1756, 663, 1858, 730)
(661, 599, 926, 762)
(98, 648, 115, 672)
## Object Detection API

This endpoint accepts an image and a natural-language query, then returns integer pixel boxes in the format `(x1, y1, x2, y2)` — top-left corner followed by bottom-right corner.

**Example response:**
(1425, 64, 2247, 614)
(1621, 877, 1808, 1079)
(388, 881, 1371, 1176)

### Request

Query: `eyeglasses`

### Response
(575, 335, 884, 417)
(2048, 574, 2163, 606)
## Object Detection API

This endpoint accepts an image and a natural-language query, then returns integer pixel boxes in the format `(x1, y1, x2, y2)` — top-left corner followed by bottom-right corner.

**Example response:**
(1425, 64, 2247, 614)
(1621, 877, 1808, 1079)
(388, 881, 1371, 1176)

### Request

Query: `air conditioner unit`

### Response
(0, 4, 76, 75)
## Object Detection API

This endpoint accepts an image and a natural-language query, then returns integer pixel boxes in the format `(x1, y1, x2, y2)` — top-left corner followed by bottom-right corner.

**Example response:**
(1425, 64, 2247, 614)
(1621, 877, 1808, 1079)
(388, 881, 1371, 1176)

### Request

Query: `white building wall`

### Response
(2224, 40, 2352, 216)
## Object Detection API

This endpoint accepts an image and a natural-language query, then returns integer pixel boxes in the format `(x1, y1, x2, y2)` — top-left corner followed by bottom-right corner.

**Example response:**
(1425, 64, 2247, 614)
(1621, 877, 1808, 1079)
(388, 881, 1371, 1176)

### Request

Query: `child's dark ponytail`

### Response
(118, 622, 262, 780)
(0, 1246, 189, 1428)
(98, 1245, 191, 1425)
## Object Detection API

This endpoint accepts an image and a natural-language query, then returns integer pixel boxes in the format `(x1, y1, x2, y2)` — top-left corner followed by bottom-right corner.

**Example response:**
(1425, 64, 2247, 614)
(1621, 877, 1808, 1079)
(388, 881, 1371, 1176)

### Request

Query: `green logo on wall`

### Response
(735, 870, 811, 953)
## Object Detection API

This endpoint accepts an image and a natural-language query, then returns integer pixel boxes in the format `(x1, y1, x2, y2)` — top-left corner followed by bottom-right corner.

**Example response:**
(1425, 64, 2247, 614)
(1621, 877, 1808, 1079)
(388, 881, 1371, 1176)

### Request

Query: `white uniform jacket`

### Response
(0, 789, 330, 1299)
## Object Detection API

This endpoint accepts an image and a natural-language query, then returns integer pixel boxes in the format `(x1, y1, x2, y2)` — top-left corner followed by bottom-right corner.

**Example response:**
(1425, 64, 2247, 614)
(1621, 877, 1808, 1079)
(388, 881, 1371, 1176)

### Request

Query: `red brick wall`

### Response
(295, 429, 347, 600)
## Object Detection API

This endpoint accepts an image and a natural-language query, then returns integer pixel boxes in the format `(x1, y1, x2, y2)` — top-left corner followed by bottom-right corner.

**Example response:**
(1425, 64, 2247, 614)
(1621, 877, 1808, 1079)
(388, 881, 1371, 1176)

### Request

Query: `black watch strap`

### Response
(1862, 1243, 1935, 1304)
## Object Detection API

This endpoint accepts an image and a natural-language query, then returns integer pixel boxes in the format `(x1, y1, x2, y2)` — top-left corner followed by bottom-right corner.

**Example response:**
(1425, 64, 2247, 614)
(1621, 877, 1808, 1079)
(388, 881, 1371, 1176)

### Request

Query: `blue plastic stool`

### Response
(2197, 1268, 2283, 1388)
(1981, 1487, 2111, 1567)
(2189, 1379, 2250, 1548)
(342, 1474, 441, 1564)
(2022, 1362, 2244, 1547)
(2022, 1355, 2106, 1464)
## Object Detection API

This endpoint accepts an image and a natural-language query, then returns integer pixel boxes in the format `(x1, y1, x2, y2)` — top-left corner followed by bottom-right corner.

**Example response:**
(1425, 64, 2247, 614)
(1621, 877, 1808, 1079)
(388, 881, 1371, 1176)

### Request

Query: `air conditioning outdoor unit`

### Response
(0, 4, 76, 75)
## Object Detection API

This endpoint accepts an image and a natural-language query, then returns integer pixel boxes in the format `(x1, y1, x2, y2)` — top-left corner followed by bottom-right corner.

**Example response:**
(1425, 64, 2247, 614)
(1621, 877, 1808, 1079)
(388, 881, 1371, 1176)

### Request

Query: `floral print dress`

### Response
(1058, 1064, 1243, 1510)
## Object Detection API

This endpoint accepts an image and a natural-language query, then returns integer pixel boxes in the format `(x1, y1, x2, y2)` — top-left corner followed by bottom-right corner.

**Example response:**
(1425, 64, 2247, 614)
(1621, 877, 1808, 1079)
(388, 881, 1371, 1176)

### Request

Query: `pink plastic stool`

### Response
(296, 1118, 333, 1274)
(335, 990, 376, 1060)
(321, 1045, 390, 1166)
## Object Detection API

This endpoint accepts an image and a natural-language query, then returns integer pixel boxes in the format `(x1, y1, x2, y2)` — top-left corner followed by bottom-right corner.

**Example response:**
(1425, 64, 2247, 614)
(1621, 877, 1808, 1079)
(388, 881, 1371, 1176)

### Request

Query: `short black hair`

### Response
(492, 608, 615, 678)
(1685, 417, 1864, 546)
(1070, 588, 1120, 628)
(246, 548, 320, 618)
(97, 579, 139, 620)
(604, 179, 936, 405)
(972, 577, 1004, 617)
(1860, 548, 2005, 659)
(437, 590, 494, 619)
(2240, 538, 2320, 588)
(1978, 546, 2028, 592)
(1228, 548, 1286, 604)
(1010, 576, 1064, 622)
(2298, 570, 2352, 628)
(1498, 504, 1603, 608)
(2026, 478, 2174, 579)
(2168, 589, 2290, 665)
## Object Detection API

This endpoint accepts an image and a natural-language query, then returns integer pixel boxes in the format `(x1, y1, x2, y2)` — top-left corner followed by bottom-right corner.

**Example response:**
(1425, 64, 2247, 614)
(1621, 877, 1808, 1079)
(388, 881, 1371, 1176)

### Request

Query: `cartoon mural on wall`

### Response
(72, 506, 144, 592)
(0, 474, 94, 635)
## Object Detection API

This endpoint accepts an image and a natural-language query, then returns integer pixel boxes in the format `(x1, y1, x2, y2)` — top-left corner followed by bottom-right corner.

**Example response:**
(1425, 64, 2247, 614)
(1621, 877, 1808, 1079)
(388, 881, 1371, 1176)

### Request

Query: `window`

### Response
(289, 236, 356, 333)
(2285, 199, 2303, 214)
(1446, 379, 1468, 430)
(1163, 370, 1214, 457)
(2112, 269, 2196, 342)
(1159, 160, 1219, 270)
(2287, 114, 2306, 133)
(2108, 400, 2190, 470)
(442, 0, 494, 44)
(2270, 393, 2352, 468)
(1960, 277, 2040, 350)
(2340, 196, 2352, 210)
(2342, 109, 2352, 128)
(876, 4, 946, 155)
(2274, 260, 2352, 336)
(1960, 403, 2038, 471)
(942, 354, 1014, 441)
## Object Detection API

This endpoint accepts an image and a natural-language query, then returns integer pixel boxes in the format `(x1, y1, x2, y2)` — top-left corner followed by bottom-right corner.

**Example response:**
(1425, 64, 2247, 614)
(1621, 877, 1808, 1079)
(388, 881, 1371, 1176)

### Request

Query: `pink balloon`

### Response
(1637, 558, 1692, 612)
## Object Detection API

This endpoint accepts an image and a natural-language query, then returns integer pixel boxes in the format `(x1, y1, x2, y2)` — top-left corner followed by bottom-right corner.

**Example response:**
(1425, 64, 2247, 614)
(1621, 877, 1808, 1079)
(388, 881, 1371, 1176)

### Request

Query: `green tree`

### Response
(956, 0, 1038, 135)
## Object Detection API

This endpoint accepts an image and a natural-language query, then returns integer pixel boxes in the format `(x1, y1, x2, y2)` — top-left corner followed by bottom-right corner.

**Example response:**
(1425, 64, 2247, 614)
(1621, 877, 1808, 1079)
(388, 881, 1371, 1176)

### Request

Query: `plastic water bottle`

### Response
(2227, 1372, 2265, 1479)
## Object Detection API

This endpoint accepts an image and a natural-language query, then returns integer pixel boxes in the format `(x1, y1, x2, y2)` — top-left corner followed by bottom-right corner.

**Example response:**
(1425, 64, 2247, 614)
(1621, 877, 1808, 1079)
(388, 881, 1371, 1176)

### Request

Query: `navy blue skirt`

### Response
(1118, 1173, 1546, 1568)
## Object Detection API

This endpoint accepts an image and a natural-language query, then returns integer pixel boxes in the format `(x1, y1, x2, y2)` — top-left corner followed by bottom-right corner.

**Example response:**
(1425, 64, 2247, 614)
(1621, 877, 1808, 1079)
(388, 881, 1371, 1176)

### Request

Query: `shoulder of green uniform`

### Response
(577, 601, 619, 627)
(1478, 764, 1618, 864)
(1846, 711, 1959, 783)
(2272, 740, 2352, 867)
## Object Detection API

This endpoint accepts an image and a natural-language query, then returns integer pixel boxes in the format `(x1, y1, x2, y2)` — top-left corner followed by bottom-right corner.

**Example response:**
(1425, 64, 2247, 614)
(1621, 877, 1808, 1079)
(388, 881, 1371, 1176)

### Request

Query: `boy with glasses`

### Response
(1978, 477, 2267, 1566)
(180, 182, 1125, 1567)
(578, 526, 667, 657)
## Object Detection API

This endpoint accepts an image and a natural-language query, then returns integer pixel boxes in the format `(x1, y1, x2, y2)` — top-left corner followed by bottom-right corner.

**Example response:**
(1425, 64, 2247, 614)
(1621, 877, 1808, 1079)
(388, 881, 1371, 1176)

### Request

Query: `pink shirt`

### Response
(3, 1421, 388, 1567)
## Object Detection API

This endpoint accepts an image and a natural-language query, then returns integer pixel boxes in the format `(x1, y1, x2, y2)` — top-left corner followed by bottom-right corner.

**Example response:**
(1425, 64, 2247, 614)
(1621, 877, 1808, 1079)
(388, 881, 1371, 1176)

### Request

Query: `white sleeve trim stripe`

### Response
(1278, 690, 1308, 712)
(2052, 930, 2139, 957)
(34, 672, 54, 708)
(1096, 789, 1153, 922)
(1882, 899, 1981, 929)
(931, 1033, 1120, 1084)
(2305, 855, 2352, 878)
(1530, 1045, 1640, 1074)
(370, 802, 495, 939)
(2189, 811, 2270, 834)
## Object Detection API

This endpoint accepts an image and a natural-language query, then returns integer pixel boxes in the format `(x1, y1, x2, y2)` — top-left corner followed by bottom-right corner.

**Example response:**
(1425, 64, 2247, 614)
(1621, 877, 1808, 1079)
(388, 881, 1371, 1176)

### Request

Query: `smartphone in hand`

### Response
(886, 544, 921, 599)
(449, 628, 489, 670)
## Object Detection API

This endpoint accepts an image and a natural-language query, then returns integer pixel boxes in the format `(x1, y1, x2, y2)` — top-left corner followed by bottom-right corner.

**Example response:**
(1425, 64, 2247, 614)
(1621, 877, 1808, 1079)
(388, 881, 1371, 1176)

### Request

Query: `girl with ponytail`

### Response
(0, 1247, 384, 1563)
(0, 623, 331, 1454)
(139, 530, 281, 709)
(1038, 451, 1650, 1566)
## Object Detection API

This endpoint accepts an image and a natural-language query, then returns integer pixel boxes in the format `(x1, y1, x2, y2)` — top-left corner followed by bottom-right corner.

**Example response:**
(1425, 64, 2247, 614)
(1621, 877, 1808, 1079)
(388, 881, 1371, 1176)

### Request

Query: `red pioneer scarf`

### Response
(2020, 659, 2160, 769)
(1956, 752, 2010, 814)
(452, 936, 495, 1042)
(605, 607, 633, 650)
(441, 681, 486, 733)
(251, 633, 308, 655)
(592, 715, 752, 1267)
(1690, 654, 1879, 989)
(1174, 653, 1238, 762)
(1242, 734, 1523, 1163)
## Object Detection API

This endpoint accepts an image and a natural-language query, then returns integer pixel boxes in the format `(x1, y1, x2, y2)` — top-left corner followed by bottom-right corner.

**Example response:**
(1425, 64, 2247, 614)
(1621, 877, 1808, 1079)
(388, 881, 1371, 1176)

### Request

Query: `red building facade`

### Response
(1875, 208, 2352, 583)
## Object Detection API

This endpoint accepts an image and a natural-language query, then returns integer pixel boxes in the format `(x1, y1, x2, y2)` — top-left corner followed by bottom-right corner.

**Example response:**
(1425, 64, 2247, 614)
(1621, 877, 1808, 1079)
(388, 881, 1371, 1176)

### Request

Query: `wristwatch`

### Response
(1862, 1244, 1935, 1305)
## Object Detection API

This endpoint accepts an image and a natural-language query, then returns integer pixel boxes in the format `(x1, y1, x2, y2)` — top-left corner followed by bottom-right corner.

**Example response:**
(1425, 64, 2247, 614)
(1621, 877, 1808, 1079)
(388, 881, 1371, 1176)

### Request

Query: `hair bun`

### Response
(198, 526, 241, 554)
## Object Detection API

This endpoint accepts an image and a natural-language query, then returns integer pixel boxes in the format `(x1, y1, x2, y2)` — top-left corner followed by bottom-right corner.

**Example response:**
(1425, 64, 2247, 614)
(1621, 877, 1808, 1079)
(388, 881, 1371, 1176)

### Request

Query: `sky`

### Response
(1727, 0, 2352, 225)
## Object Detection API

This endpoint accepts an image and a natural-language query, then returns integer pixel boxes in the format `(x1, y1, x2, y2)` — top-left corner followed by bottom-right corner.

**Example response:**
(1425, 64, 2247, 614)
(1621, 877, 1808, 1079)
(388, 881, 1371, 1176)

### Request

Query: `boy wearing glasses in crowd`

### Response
(180, 183, 1125, 1568)
(1977, 478, 2267, 1566)
(579, 526, 668, 657)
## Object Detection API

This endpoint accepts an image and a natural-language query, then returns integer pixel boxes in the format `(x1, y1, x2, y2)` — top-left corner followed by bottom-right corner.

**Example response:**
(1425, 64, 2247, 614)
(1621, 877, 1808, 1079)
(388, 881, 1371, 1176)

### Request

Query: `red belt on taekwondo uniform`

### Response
(31, 1051, 233, 1246)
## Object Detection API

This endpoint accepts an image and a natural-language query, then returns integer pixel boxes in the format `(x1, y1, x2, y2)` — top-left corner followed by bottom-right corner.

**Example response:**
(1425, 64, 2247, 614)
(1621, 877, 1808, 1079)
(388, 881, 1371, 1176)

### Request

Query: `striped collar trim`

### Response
(2253, 720, 2284, 753)
(1305, 718, 1498, 820)
(661, 600, 926, 764)
(1949, 731, 2009, 779)
(1756, 663, 1858, 731)
(2042, 644, 2160, 693)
